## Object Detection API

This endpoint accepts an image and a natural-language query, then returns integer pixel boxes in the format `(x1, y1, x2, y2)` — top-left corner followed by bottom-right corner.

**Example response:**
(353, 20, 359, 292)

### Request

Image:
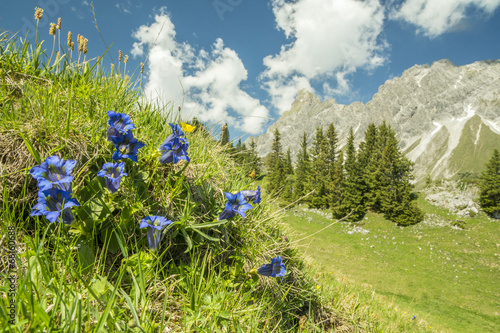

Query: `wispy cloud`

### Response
(390, 0, 500, 38)
(131, 8, 270, 134)
(261, 0, 386, 113)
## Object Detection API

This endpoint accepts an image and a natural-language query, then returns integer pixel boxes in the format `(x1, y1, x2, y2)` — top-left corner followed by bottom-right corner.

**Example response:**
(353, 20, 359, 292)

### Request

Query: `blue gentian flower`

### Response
(97, 162, 127, 193)
(112, 131, 145, 162)
(218, 192, 253, 220)
(159, 136, 190, 164)
(257, 256, 286, 279)
(139, 216, 172, 251)
(169, 123, 185, 138)
(106, 111, 136, 141)
(30, 188, 80, 224)
(240, 186, 261, 206)
(29, 155, 76, 191)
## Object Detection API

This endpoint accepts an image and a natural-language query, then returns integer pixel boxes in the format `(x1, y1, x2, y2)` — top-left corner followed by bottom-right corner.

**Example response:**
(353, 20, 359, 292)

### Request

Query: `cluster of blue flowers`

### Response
(159, 123, 190, 164)
(218, 186, 261, 221)
(216, 186, 286, 279)
(106, 111, 145, 162)
(29, 111, 286, 279)
(30, 156, 80, 224)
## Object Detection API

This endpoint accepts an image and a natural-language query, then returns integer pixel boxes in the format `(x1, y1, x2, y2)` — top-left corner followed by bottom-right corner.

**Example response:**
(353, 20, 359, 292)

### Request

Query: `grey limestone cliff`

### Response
(248, 59, 500, 182)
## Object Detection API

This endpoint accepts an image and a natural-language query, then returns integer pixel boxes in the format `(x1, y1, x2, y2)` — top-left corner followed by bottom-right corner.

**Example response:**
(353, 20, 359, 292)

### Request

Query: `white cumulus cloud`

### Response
(262, 0, 386, 113)
(391, 0, 500, 37)
(131, 8, 270, 134)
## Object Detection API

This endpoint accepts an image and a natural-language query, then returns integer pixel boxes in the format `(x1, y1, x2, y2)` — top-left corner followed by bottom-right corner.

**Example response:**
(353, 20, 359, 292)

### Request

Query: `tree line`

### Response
(264, 122, 424, 226)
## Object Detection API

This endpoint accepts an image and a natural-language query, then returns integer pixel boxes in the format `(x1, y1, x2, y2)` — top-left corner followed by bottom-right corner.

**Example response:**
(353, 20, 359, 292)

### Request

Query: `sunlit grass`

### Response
(282, 194, 500, 332)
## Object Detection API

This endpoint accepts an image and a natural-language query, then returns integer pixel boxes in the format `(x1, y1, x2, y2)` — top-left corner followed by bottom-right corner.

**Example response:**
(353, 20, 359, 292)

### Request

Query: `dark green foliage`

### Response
(294, 132, 311, 202)
(479, 149, 500, 218)
(219, 123, 230, 147)
(377, 125, 423, 225)
(309, 126, 329, 208)
(265, 128, 286, 195)
(333, 128, 366, 221)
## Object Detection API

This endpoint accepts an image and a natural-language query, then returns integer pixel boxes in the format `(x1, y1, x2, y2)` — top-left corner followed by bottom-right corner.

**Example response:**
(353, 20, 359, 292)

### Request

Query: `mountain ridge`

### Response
(248, 59, 500, 182)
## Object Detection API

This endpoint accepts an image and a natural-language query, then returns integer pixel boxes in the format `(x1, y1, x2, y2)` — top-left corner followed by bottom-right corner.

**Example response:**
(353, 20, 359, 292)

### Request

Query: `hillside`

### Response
(0, 27, 436, 332)
(249, 59, 500, 182)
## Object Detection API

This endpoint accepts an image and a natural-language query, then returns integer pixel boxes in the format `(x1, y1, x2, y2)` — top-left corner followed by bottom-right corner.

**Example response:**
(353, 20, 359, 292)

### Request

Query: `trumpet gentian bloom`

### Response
(159, 136, 190, 164)
(30, 188, 80, 224)
(97, 162, 127, 193)
(240, 186, 261, 206)
(139, 216, 172, 251)
(257, 256, 286, 279)
(106, 111, 136, 141)
(112, 131, 145, 162)
(218, 192, 253, 220)
(169, 123, 185, 138)
(29, 155, 76, 191)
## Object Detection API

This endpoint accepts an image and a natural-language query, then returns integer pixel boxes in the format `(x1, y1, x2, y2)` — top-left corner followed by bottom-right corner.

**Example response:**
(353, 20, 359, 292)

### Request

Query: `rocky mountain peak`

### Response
(248, 59, 500, 182)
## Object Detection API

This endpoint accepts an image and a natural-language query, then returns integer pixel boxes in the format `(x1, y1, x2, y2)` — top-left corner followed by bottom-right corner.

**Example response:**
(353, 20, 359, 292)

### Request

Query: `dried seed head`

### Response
(110, 63, 115, 75)
(70, 42, 74, 51)
(124, 55, 128, 64)
(35, 8, 44, 20)
(57, 18, 61, 30)
(49, 23, 57, 36)
(83, 38, 88, 55)
(140, 62, 144, 74)
(67, 31, 72, 47)
(78, 35, 84, 52)
(118, 50, 123, 62)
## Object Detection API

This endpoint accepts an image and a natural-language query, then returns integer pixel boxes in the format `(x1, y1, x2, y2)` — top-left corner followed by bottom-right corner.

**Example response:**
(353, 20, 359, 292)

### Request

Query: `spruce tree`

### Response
(294, 132, 311, 202)
(243, 139, 261, 178)
(330, 151, 345, 218)
(377, 126, 423, 225)
(266, 128, 286, 195)
(325, 123, 339, 179)
(337, 127, 366, 221)
(309, 126, 329, 208)
(281, 147, 294, 201)
(358, 123, 379, 208)
(219, 123, 230, 147)
(479, 149, 500, 218)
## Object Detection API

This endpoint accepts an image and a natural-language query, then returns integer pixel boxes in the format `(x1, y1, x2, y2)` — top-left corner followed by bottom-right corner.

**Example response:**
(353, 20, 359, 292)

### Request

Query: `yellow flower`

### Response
(249, 170, 256, 179)
(49, 23, 57, 36)
(316, 285, 320, 289)
(35, 7, 44, 20)
(181, 122, 196, 133)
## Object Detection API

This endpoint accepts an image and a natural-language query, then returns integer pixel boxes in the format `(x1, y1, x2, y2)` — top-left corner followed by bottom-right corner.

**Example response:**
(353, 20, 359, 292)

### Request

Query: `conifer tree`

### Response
(377, 126, 423, 225)
(479, 149, 500, 218)
(330, 151, 345, 218)
(336, 127, 366, 220)
(309, 126, 329, 207)
(325, 123, 339, 179)
(266, 128, 286, 195)
(294, 132, 311, 202)
(358, 123, 379, 208)
(219, 123, 230, 147)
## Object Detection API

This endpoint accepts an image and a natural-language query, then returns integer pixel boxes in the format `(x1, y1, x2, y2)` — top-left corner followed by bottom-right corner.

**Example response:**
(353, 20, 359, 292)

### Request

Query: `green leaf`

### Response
(78, 244, 94, 275)
(189, 220, 228, 229)
(18, 130, 41, 164)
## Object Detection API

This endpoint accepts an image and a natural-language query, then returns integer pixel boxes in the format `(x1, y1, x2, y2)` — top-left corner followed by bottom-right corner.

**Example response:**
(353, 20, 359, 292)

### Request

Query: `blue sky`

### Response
(1, 0, 500, 141)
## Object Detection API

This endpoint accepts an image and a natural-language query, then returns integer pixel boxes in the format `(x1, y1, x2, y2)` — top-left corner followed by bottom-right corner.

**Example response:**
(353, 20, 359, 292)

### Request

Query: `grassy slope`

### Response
(282, 195, 500, 332)
(448, 115, 500, 176)
(0, 31, 335, 332)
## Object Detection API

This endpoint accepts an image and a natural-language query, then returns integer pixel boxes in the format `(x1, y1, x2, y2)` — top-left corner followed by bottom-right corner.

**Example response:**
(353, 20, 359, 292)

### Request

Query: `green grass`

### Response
(282, 195, 500, 332)
(0, 27, 339, 332)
